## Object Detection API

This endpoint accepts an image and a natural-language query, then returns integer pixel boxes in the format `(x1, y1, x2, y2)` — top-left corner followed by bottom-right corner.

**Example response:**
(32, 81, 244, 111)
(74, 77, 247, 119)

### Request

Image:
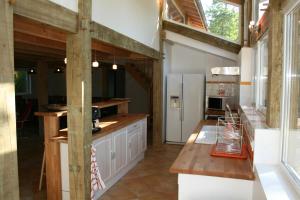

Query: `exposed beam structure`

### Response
(13, 0, 78, 33)
(91, 22, 160, 59)
(266, 0, 283, 128)
(163, 20, 241, 54)
(0, 1, 20, 199)
(66, 0, 92, 199)
(153, 0, 164, 148)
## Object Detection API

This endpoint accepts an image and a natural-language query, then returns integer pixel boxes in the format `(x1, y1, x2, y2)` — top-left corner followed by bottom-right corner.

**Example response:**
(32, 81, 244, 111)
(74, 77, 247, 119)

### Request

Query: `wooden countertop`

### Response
(170, 120, 255, 180)
(51, 113, 148, 143)
(35, 99, 130, 117)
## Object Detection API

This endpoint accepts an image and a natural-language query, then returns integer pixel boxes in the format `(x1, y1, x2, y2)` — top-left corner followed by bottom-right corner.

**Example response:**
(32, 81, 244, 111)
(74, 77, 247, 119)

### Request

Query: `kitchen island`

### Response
(35, 99, 148, 200)
(170, 120, 254, 200)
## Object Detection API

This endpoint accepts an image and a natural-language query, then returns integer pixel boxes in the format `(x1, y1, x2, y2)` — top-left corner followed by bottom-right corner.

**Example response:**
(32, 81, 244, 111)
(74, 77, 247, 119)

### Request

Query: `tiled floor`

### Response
(99, 145, 182, 200)
(17, 124, 47, 200)
(18, 124, 182, 200)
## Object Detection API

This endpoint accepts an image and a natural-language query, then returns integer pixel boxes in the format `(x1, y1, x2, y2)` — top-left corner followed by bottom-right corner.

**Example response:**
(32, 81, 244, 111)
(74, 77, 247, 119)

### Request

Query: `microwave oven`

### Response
(207, 96, 235, 110)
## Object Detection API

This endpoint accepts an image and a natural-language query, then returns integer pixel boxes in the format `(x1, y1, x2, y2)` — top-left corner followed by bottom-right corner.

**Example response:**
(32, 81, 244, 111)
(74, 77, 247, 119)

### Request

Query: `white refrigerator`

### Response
(166, 74, 205, 143)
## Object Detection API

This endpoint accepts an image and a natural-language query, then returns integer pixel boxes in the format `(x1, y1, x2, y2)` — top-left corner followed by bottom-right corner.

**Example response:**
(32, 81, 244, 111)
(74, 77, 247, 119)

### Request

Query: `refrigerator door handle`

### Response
(181, 82, 184, 121)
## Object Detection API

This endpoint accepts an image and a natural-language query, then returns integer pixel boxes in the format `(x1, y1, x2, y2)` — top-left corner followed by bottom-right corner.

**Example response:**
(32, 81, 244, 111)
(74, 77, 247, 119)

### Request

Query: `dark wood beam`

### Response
(0, 1, 20, 199)
(66, 0, 92, 199)
(13, 0, 78, 33)
(266, 0, 283, 128)
(14, 15, 67, 43)
(91, 22, 160, 59)
(14, 31, 66, 50)
(153, 0, 164, 148)
(163, 20, 241, 54)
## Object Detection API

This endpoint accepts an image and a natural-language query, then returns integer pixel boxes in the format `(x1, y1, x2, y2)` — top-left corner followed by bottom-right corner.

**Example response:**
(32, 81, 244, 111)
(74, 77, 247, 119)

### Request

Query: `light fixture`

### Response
(112, 55, 117, 70)
(28, 68, 36, 74)
(92, 50, 99, 68)
(64, 57, 67, 64)
(54, 67, 64, 73)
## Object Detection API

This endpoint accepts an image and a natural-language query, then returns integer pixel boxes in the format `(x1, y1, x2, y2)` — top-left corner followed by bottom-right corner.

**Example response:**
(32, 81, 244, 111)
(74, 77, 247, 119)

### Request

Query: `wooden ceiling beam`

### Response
(13, 0, 77, 33)
(163, 20, 241, 54)
(14, 31, 66, 50)
(91, 22, 160, 60)
(14, 15, 67, 43)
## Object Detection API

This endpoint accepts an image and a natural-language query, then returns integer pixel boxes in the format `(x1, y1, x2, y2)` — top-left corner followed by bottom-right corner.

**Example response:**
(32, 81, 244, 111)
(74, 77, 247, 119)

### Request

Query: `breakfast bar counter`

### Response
(52, 113, 148, 142)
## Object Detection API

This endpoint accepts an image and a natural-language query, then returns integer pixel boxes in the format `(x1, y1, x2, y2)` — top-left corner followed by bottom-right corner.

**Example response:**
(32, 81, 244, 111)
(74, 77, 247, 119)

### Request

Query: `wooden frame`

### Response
(0, 1, 20, 199)
(266, 0, 284, 128)
(163, 20, 242, 54)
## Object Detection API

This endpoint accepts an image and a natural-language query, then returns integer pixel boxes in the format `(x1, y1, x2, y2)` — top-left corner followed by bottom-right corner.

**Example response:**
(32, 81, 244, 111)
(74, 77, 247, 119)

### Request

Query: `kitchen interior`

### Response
(4, 0, 300, 199)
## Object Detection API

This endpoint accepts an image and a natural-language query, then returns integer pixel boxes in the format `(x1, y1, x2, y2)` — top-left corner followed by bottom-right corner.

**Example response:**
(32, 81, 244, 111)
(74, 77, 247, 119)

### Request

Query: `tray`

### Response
(210, 144, 248, 159)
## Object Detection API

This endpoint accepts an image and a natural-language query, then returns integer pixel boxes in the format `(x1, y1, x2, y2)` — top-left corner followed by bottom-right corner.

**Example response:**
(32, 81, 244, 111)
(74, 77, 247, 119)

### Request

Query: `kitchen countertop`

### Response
(51, 113, 148, 143)
(170, 120, 255, 180)
(35, 99, 130, 117)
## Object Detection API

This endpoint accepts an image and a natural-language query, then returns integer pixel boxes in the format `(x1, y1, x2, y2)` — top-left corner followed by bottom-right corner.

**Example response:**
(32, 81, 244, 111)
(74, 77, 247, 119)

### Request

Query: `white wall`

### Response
(164, 41, 237, 75)
(48, 0, 160, 50)
(92, 0, 160, 50)
(49, 0, 78, 12)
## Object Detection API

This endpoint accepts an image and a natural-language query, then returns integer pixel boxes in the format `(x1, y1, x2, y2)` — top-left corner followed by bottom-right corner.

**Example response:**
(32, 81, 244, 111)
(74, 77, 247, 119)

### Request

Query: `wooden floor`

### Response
(18, 125, 182, 200)
(100, 144, 182, 200)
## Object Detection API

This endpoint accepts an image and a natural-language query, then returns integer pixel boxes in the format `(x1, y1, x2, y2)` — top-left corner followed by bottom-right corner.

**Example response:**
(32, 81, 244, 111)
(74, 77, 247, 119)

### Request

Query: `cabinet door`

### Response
(128, 130, 139, 162)
(94, 135, 112, 182)
(112, 128, 127, 175)
(138, 119, 147, 153)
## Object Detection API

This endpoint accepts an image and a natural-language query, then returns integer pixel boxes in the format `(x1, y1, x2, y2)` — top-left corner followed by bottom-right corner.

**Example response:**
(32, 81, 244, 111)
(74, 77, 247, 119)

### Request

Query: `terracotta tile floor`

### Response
(18, 127, 182, 200)
(99, 144, 183, 200)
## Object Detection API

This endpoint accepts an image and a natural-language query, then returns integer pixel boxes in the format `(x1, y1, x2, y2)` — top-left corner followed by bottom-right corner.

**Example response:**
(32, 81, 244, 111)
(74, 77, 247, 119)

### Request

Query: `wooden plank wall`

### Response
(266, 0, 283, 128)
(66, 0, 92, 199)
(0, 0, 20, 199)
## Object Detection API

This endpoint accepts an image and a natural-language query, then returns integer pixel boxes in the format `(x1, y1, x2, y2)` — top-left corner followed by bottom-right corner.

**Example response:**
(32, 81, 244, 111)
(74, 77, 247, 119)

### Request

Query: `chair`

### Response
(17, 100, 33, 136)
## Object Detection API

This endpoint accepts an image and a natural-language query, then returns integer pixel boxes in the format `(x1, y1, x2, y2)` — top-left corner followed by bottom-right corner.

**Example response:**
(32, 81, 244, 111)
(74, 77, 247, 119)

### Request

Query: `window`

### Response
(15, 69, 31, 95)
(282, 3, 300, 186)
(165, 0, 241, 43)
(252, 0, 269, 23)
(255, 33, 268, 112)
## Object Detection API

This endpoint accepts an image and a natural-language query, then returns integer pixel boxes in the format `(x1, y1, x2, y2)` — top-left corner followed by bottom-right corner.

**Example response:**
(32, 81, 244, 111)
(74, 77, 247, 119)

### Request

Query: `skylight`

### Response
(200, 0, 240, 42)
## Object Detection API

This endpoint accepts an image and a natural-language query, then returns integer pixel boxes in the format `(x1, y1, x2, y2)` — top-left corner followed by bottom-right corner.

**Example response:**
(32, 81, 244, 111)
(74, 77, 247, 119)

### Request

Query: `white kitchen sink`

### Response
(194, 125, 224, 144)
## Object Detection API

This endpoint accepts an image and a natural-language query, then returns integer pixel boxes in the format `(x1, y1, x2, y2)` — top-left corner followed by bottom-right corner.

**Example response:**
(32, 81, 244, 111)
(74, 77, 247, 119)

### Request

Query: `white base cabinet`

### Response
(60, 118, 147, 200)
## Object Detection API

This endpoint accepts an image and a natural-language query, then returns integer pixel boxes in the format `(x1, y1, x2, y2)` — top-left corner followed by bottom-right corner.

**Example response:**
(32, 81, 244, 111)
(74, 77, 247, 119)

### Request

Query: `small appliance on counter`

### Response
(92, 107, 101, 133)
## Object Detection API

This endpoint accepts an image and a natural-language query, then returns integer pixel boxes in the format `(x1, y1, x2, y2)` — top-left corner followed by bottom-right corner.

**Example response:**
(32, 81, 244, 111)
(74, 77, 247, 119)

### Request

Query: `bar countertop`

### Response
(170, 120, 255, 180)
(51, 113, 148, 143)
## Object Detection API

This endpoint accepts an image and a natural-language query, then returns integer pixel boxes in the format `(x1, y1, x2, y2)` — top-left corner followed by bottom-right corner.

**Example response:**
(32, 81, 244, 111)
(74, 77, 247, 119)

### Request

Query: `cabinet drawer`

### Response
(127, 121, 141, 133)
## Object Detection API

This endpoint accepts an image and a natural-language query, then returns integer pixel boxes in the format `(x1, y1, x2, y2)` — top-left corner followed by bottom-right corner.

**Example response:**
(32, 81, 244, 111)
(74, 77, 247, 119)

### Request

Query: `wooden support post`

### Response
(240, 0, 245, 46)
(37, 61, 48, 135)
(66, 0, 92, 199)
(266, 0, 283, 128)
(43, 116, 61, 200)
(153, 0, 164, 148)
(0, 1, 20, 199)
